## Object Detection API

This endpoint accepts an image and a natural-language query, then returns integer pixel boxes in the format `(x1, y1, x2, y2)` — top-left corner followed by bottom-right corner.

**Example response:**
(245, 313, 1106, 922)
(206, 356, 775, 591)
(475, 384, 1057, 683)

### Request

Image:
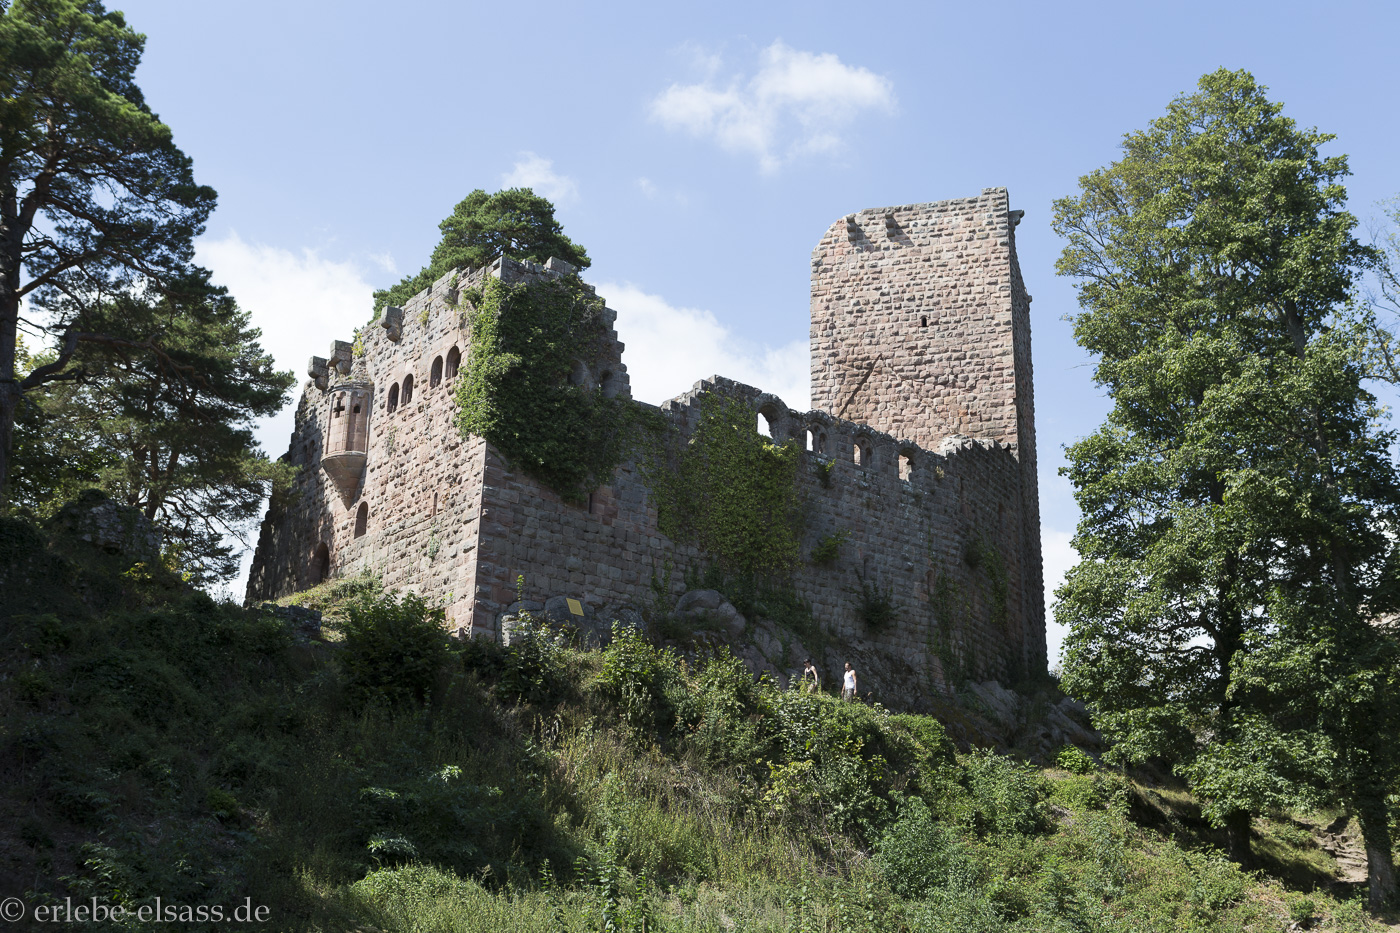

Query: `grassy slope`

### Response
(0, 516, 1394, 932)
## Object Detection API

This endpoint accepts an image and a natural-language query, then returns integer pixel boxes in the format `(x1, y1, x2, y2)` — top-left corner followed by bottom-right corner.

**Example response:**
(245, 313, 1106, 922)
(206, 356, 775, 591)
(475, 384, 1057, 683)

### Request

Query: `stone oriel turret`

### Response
(322, 344, 372, 505)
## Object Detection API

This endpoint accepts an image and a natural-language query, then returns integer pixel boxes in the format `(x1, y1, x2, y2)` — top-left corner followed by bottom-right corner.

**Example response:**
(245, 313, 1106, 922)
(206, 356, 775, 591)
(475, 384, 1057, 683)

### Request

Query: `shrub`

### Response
(338, 592, 452, 708)
(876, 797, 977, 899)
(1054, 744, 1097, 775)
(957, 748, 1047, 836)
(596, 622, 685, 737)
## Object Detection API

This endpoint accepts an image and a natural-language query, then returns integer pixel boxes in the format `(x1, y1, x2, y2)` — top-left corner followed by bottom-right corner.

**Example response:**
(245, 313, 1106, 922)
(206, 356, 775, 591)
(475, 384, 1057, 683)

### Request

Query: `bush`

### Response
(338, 592, 452, 708)
(876, 797, 977, 899)
(1054, 744, 1097, 775)
(596, 622, 685, 737)
(957, 748, 1047, 836)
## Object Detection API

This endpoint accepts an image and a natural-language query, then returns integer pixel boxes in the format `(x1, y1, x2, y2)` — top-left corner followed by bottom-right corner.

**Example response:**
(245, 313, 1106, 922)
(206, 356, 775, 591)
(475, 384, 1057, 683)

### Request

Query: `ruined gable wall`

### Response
(247, 266, 487, 617)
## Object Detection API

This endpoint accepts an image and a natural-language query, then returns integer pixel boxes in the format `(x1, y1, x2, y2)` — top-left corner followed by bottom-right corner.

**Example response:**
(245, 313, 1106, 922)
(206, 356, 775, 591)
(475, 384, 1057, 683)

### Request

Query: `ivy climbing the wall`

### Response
(650, 396, 803, 576)
(455, 275, 640, 503)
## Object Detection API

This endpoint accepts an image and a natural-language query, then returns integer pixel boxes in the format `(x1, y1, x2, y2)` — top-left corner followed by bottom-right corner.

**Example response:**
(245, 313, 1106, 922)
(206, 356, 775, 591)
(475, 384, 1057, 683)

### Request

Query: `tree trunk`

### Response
(1357, 795, 1397, 910)
(0, 383, 13, 505)
(1224, 808, 1253, 867)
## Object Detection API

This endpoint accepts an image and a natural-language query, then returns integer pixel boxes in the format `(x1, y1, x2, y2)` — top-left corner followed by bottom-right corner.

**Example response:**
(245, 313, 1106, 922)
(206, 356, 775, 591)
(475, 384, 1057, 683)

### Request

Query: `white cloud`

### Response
(650, 40, 896, 173)
(595, 281, 810, 412)
(367, 250, 398, 275)
(635, 176, 689, 207)
(501, 152, 579, 204)
(1041, 527, 1078, 668)
(196, 232, 377, 460)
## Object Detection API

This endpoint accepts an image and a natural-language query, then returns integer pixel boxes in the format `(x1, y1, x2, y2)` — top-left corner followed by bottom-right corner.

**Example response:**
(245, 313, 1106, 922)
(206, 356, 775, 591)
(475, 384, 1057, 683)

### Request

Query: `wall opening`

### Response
(569, 359, 591, 388)
(899, 452, 914, 482)
(430, 356, 443, 388)
(402, 374, 414, 405)
(445, 346, 461, 379)
(921, 315, 928, 328)
(387, 383, 399, 414)
(432, 492, 439, 517)
(854, 438, 871, 467)
(313, 543, 330, 584)
(817, 432, 828, 456)
(600, 370, 619, 398)
(354, 502, 368, 538)
(587, 492, 595, 514)
(806, 429, 815, 451)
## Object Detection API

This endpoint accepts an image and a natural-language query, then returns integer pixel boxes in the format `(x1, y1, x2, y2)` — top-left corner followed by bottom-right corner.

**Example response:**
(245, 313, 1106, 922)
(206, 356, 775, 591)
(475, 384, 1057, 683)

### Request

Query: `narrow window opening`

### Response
(430, 356, 443, 388)
(587, 492, 595, 514)
(806, 430, 815, 452)
(332, 394, 345, 418)
(445, 346, 461, 379)
(900, 453, 914, 482)
(600, 370, 618, 398)
(920, 315, 928, 328)
(353, 404, 361, 414)
(313, 543, 330, 584)
(433, 492, 439, 517)
(817, 432, 828, 456)
(354, 503, 368, 538)
(402, 374, 414, 405)
(387, 383, 399, 414)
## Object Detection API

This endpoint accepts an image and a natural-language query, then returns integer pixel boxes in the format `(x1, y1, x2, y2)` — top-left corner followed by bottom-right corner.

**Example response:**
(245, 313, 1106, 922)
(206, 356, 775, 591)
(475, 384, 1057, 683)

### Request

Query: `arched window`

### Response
(854, 438, 871, 466)
(920, 315, 928, 328)
(402, 374, 414, 405)
(313, 543, 330, 584)
(430, 356, 443, 388)
(806, 430, 815, 452)
(817, 432, 828, 456)
(445, 346, 461, 379)
(900, 452, 914, 482)
(387, 383, 399, 414)
(354, 502, 368, 538)
(600, 370, 619, 398)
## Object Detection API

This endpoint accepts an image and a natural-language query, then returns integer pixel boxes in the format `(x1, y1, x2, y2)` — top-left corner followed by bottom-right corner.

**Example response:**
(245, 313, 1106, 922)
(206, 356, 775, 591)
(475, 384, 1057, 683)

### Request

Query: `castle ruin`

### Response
(247, 188, 1045, 707)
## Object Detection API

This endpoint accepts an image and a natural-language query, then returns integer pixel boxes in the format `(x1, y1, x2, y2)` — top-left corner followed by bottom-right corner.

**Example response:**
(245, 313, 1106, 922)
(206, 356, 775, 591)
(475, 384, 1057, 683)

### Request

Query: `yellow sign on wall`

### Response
(566, 598, 584, 617)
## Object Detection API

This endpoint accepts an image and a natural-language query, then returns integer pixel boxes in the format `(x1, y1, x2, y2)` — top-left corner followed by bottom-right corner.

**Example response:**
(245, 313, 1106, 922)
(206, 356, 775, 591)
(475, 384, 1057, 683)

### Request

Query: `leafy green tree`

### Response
(10, 273, 294, 584)
(0, 0, 217, 500)
(1054, 69, 1400, 906)
(371, 188, 589, 318)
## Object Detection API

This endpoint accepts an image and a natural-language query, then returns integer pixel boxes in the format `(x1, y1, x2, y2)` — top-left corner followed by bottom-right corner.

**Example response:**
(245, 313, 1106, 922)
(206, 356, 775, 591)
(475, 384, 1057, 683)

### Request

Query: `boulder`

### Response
(674, 589, 746, 638)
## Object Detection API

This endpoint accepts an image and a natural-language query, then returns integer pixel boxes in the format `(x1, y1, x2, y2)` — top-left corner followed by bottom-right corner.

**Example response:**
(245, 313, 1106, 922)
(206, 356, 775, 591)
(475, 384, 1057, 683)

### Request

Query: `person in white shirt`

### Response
(842, 662, 857, 701)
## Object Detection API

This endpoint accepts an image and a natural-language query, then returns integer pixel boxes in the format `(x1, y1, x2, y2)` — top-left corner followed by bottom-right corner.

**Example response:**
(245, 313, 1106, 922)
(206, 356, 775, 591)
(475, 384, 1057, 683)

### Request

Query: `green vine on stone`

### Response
(454, 275, 643, 503)
(809, 529, 848, 566)
(648, 396, 803, 576)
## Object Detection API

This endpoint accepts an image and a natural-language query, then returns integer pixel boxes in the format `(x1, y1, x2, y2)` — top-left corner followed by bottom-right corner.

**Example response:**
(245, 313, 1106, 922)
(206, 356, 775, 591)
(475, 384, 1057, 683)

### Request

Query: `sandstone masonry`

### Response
(247, 189, 1046, 708)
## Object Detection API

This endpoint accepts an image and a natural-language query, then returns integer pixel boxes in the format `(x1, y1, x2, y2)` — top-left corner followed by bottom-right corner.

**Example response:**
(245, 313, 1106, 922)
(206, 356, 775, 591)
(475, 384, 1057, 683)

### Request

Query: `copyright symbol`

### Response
(0, 898, 23, 921)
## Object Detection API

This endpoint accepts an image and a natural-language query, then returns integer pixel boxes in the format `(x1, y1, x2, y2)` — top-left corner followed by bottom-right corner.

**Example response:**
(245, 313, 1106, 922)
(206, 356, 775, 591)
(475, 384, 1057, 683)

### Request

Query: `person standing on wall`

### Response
(841, 663, 857, 701)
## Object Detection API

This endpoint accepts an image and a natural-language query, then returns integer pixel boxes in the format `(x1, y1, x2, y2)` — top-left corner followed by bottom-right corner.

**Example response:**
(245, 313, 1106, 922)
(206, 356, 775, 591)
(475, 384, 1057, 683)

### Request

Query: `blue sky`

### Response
(111, 0, 1400, 659)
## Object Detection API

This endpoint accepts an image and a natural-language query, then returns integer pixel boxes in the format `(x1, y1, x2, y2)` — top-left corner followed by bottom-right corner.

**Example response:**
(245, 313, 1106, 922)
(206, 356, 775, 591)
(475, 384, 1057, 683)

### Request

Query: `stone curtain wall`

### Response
(471, 376, 1041, 704)
(248, 190, 1046, 705)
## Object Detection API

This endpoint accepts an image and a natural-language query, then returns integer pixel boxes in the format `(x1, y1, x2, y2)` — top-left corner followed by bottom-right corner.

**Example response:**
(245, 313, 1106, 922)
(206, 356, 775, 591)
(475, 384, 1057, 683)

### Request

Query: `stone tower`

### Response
(810, 187, 1043, 674)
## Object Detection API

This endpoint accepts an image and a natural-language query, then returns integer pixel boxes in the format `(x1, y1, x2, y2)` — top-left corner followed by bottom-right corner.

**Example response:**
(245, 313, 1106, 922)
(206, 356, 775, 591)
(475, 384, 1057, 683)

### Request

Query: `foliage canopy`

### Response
(372, 188, 589, 319)
(1053, 68, 1400, 906)
(0, 0, 218, 498)
(11, 273, 293, 584)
